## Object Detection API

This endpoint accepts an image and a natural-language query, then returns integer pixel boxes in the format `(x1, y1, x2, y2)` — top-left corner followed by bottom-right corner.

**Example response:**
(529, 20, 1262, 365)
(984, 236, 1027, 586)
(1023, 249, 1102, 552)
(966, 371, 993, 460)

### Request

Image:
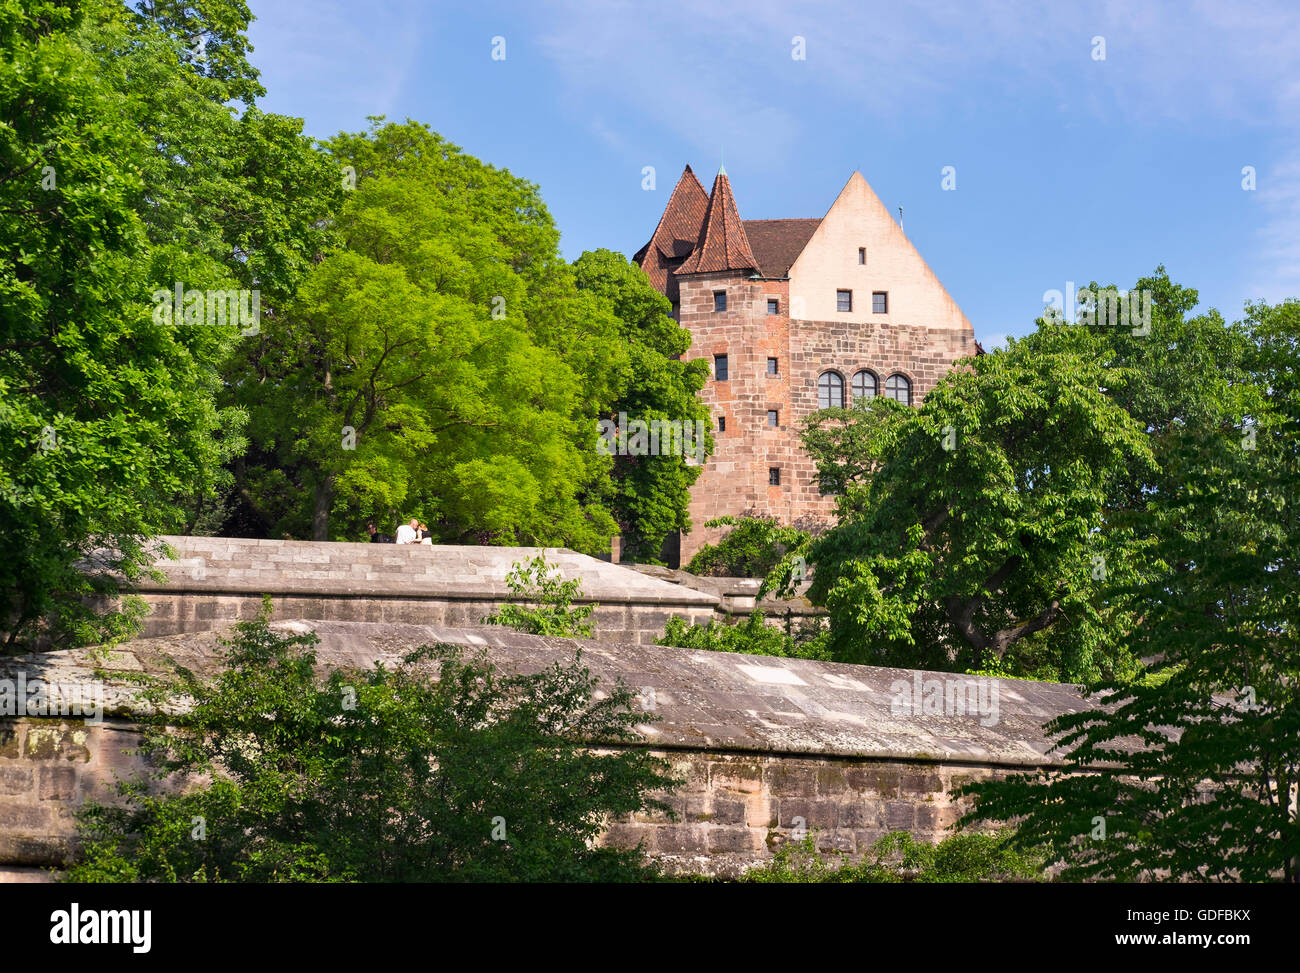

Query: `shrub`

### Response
(482, 555, 596, 637)
(657, 611, 831, 661)
(686, 516, 811, 579)
(66, 602, 676, 882)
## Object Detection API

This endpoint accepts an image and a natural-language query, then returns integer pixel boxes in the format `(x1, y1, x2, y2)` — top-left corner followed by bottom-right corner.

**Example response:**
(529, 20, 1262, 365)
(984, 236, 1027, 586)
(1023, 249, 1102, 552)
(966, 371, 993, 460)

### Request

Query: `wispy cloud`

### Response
(534, 0, 1300, 301)
(247, 0, 427, 135)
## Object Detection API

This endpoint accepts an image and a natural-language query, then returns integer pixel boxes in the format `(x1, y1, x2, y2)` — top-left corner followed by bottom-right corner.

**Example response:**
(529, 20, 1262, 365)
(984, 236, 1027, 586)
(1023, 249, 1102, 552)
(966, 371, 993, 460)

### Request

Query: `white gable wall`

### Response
(789, 171, 973, 335)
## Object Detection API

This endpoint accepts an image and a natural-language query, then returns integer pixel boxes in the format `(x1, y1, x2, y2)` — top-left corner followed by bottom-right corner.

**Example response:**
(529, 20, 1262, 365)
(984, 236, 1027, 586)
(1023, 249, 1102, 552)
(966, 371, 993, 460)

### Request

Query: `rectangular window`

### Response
(767, 298, 779, 315)
(767, 357, 779, 375)
(873, 291, 888, 313)
(718, 415, 726, 432)
(767, 410, 779, 427)
(714, 354, 728, 381)
(837, 289, 852, 312)
(713, 290, 727, 312)
(858, 247, 866, 265)
(768, 467, 781, 486)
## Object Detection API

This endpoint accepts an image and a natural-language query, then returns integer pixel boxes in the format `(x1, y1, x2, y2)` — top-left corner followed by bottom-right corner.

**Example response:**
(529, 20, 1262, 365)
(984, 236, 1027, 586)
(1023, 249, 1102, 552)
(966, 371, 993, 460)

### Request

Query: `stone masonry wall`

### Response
(0, 716, 1003, 880)
(603, 750, 1003, 877)
(135, 590, 715, 646)
(677, 271, 972, 564)
(102, 536, 722, 645)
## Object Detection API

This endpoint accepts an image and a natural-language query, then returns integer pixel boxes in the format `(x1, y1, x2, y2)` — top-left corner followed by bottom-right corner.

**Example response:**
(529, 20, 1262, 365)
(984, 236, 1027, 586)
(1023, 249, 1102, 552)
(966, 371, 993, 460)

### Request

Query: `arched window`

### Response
(818, 371, 844, 409)
(885, 373, 911, 406)
(852, 369, 877, 404)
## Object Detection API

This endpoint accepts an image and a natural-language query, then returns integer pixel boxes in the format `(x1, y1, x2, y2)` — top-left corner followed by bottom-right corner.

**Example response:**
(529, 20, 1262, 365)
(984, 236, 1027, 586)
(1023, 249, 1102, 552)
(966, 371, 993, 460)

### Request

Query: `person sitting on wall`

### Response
(417, 522, 433, 545)
(367, 521, 394, 544)
(395, 518, 419, 545)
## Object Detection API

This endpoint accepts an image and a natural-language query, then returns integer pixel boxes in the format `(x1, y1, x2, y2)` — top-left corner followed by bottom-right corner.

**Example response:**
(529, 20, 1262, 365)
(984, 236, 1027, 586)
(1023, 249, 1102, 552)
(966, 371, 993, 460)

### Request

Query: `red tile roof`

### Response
(742, 218, 821, 279)
(675, 171, 759, 276)
(633, 166, 709, 303)
(635, 169, 822, 291)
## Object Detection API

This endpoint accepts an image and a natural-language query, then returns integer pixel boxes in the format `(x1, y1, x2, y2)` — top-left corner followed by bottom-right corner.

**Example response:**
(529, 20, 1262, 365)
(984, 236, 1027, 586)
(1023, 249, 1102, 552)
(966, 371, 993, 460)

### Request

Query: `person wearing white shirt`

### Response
(395, 518, 418, 545)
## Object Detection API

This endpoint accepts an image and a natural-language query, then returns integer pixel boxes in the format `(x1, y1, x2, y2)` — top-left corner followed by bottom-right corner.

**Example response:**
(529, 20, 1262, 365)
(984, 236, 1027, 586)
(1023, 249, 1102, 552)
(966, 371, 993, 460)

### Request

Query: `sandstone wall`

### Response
(0, 619, 1085, 881)
(108, 536, 721, 644)
(0, 716, 1006, 880)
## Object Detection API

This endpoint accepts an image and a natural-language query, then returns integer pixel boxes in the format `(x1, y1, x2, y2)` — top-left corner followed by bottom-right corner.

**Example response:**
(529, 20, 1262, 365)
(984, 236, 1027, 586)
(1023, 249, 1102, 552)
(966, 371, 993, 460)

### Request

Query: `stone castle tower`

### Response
(634, 165, 978, 566)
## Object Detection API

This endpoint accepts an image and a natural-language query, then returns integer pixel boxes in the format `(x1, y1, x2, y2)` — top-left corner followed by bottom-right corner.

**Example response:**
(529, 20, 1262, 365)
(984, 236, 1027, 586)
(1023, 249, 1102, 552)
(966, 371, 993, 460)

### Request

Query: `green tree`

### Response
(100, 2, 343, 534)
(572, 249, 711, 563)
(803, 332, 1153, 680)
(68, 604, 677, 882)
(960, 298, 1300, 882)
(231, 120, 619, 550)
(0, 0, 232, 651)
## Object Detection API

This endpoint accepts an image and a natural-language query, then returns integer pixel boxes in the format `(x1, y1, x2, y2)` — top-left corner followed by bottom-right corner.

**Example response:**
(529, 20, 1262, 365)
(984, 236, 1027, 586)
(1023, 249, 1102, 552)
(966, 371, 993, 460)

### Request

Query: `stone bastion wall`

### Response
(100, 536, 822, 645)
(0, 608, 1088, 881)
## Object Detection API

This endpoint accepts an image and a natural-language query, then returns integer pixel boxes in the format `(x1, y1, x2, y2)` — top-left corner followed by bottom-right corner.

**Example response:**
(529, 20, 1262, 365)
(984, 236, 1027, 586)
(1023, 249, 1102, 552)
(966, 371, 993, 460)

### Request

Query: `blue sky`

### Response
(246, 0, 1300, 349)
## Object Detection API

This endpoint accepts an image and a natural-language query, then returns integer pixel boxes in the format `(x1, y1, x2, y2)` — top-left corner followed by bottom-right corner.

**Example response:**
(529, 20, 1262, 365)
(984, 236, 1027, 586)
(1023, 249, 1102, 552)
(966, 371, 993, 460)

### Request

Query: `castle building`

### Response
(634, 165, 978, 566)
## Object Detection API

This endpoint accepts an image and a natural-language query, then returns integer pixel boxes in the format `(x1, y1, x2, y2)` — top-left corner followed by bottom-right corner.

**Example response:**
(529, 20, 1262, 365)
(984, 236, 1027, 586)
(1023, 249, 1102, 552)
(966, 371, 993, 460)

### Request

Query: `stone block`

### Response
(815, 765, 848, 794)
(765, 763, 817, 797)
(883, 800, 916, 830)
(705, 826, 756, 854)
(901, 771, 943, 796)
(651, 825, 707, 854)
(599, 823, 649, 852)
(778, 798, 838, 829)
(0, 803, 52, 830)
(845, 766, 901, 797)
(709, 759, 762, 794)
(38, 766, 75, 802)
(710, 796, 747, 825)
(814, 830, 856, 855)
(0, 766, 33, 796)
(840, 801, 883, 829)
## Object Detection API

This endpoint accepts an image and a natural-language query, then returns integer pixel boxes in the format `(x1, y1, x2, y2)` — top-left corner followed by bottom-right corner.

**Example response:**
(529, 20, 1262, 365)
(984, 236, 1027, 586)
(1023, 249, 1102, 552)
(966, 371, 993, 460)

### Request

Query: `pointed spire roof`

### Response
(675, 170, 758, 275)
(632, 166, 710, 301)
(635, 165, 708, 262)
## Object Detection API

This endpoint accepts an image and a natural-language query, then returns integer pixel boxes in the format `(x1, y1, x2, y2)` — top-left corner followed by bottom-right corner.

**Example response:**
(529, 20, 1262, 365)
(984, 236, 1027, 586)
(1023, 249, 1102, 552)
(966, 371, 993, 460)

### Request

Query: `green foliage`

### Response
(67, 601, 676, 882)
(657, 611, 830, 661)
(686, 516, 812, 579)
(573, 249, 712, 563)
(961, 296, 1300, 882)
(800, 269, 1268, 683)
(740, 830, 1044, 883)
(0, 0, 240, 651)
(482, 555, 597, 638)
(230, 188, 707, 554)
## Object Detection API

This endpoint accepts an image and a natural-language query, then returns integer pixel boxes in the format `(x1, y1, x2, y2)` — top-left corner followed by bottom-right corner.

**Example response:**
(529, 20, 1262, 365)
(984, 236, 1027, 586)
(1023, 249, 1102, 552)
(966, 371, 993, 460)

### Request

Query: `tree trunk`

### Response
(312, 475, 335, 541)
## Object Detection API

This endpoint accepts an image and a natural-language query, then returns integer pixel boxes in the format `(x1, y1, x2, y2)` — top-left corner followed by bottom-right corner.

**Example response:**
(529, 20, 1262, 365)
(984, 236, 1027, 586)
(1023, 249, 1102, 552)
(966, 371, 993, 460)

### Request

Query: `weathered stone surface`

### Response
(0, 617, 1093, 876)
(0, 767, 33, 796)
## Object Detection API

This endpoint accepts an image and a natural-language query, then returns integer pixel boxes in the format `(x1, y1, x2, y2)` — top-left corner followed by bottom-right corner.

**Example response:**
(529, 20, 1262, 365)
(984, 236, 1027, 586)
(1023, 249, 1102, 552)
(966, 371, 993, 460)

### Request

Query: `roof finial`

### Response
(719, 148, 726, 177)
